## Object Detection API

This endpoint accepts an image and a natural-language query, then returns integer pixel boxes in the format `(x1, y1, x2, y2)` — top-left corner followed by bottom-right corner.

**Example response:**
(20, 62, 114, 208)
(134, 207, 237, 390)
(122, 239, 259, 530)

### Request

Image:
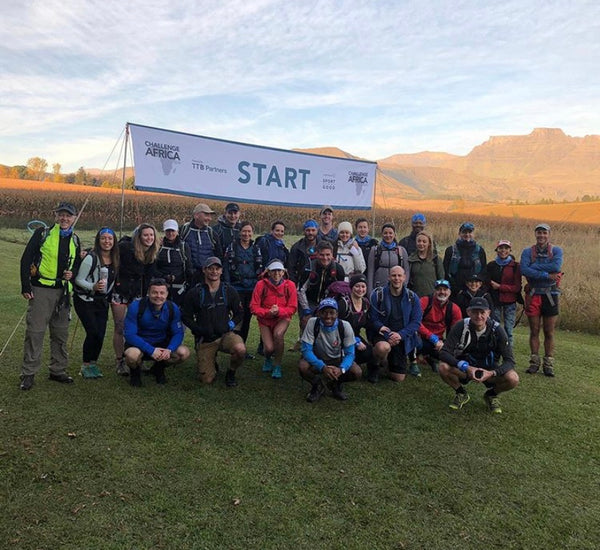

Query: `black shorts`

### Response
(418, 339, 440, 359)
(373, 335, 407, 374)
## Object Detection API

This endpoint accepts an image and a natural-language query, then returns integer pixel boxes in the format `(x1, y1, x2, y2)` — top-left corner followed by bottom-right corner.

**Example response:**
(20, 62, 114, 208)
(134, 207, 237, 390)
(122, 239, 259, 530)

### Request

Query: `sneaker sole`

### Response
(449, 394, 470, 410)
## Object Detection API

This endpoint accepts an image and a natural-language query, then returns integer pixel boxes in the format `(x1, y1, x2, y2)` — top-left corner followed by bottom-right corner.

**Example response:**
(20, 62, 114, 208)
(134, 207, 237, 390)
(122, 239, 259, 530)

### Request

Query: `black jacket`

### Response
(182, 282, 243, 343)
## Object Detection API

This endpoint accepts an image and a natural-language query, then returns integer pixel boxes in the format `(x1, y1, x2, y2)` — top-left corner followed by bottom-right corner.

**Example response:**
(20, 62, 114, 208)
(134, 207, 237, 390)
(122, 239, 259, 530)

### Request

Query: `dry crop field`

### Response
(1, 178, 598, 333)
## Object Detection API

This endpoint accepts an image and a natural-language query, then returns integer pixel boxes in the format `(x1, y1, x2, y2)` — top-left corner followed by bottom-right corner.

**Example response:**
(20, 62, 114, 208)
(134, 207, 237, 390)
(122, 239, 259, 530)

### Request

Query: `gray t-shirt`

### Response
(301, 317, 355, 363)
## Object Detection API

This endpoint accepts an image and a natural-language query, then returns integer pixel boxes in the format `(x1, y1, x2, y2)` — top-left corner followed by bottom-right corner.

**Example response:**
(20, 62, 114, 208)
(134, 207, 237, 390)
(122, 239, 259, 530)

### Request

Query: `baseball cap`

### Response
(193, 203, 216, 215)
(54, 202, 77, 215)
(303, 219, 318, 229)
(267, 261, 285, 271)
(535, 223, 551, 231)
(411, 213, 426, 224)
(320, 205, 334, 214)
(467, 297, 490, 311)
(459, 222, 475, 232)
(466, 273, 484, 283)
(495, 239, 511, 250)
(163, 219, 179, 232)
(317, 298, 338, 312)
(203, 256, 222, 268)
(225, 202, 240, 212)
(434, 279, 451, 289)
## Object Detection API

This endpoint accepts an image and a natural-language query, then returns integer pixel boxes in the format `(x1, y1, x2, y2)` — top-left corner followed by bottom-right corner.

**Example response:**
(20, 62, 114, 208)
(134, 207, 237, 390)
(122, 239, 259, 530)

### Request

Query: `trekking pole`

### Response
(0, 310, 27, 360)
(68, 316, 80, 354)
(514, 304, 525, 328)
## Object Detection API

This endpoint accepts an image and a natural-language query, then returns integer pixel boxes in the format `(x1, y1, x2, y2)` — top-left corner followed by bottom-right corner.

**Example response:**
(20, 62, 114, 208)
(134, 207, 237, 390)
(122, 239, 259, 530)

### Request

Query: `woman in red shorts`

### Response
(250, 261, 297, 379)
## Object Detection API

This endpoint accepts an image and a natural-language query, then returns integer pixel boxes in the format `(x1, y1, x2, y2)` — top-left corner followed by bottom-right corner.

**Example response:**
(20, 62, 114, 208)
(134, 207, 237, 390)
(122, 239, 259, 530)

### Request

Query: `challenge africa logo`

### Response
(144, 140, 181, 175)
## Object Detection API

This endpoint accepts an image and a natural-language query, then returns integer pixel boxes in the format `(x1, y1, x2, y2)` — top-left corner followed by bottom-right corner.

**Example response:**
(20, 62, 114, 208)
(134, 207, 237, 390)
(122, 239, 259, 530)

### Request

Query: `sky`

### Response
(1, 0, 598, 173)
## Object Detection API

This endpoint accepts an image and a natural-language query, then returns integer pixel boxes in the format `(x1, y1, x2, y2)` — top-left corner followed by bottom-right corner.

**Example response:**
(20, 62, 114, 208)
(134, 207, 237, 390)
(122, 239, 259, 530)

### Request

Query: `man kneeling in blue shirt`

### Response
(124, 278, 190, 386)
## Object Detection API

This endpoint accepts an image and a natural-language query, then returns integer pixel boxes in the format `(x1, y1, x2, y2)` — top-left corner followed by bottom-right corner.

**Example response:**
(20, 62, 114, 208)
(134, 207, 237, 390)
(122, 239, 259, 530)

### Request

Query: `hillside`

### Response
(377, 128, 600, 202)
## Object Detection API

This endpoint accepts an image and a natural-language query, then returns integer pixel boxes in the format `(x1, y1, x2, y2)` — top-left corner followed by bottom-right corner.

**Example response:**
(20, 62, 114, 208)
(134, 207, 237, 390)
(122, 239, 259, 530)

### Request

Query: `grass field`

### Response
(1, 237, 600, 549)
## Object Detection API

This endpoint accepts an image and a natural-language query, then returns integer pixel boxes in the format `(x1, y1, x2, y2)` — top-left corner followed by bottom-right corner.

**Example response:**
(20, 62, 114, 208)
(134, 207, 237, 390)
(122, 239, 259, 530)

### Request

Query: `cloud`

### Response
(0, 0, 598, 170)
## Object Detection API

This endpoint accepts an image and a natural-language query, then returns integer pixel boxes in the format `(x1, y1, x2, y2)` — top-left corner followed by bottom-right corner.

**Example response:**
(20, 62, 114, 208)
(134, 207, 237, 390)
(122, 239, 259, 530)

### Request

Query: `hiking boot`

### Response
(306, 379, 325, 403)
(366, 365, 379, 384)
(484, 393, 502, 414)
(449, 391, 470, 410)
(152, 362, 167, 384)
(49, 372, 74, 384)
(116, 358, 129, 376)
(89, 363, 103, 378)
(329, 380, 349, 401)
(262, 357, 273, 373)
(526, 354, 540, 374)
(80, 364, 96, 379)
(409, 362, 422, 378)
(225, 369, 238, 387)
(19, 374, 35, 391)
(245, 353, 256, 360)
(271, 365, 282, 379)
(543, 356, 555, 377)
(129, 367, 142, 387)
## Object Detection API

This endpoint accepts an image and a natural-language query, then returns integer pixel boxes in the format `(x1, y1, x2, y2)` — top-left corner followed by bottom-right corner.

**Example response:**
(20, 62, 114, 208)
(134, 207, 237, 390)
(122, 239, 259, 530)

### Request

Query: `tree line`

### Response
(0, 157, 134, 189)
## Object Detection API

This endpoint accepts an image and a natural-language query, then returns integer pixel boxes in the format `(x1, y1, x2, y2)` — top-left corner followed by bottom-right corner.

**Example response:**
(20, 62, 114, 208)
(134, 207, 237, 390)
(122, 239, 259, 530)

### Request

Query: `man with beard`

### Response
(182, 257, 245, 387)
(417, 279, 462, 373)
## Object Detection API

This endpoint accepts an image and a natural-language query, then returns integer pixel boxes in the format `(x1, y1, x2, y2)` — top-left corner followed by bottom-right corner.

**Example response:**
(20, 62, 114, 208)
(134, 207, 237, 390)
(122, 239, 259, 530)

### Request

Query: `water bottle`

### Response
(99, 267, 109, 293)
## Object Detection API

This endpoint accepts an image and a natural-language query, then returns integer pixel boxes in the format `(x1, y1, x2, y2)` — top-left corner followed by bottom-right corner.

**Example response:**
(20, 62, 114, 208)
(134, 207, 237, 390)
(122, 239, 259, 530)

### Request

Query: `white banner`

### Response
(129, 123, 375, 210)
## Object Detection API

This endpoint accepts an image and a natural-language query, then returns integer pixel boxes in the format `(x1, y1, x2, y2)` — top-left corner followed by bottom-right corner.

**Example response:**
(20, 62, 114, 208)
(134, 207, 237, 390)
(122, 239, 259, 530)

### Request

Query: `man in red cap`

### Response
(486, 239, 521, 347)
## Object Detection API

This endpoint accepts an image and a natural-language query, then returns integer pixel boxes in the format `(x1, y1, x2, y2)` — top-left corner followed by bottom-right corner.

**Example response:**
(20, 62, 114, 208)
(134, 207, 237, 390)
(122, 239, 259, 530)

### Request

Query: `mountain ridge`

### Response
(302, 128, 599, 202)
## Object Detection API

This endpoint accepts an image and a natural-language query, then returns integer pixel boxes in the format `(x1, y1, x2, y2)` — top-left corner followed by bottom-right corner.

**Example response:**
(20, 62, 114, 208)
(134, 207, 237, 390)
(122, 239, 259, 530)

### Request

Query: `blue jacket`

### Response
(124, 298, 185, 356)
(520, 244, 563, 295)
(369, 284, 423, 354)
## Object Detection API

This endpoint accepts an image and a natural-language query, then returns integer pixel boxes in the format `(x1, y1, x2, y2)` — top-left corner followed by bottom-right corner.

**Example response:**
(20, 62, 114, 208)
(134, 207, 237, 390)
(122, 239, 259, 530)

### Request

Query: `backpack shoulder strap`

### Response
(444, 301, 454, 332)
(136, 297, 149, 322)
(313, 319, 320, 340)
(458, 318, 471, 350)
(422, 294, 434, 319)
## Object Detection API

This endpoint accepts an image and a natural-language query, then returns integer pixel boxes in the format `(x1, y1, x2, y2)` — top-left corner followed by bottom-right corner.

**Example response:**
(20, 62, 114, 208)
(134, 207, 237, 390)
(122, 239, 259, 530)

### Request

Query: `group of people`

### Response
(18, 200, 564, 414)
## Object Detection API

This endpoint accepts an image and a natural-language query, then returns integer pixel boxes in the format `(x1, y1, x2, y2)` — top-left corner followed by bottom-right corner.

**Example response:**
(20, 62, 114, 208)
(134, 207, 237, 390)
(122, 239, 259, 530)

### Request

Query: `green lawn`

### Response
(1, 238, 599, 549)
